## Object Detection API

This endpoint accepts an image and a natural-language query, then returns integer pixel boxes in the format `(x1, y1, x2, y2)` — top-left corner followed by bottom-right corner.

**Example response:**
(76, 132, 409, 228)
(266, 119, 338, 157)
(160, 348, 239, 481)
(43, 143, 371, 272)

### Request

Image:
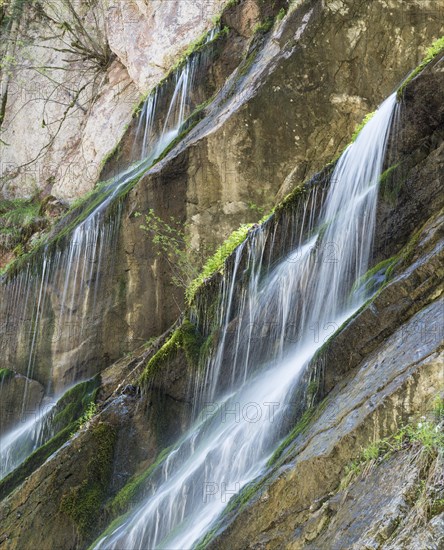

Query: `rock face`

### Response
(0, 43, 443, 550)
(0, 374, 44, 436)
(0, 1, 443, 549)
(0, 0, 225, 201)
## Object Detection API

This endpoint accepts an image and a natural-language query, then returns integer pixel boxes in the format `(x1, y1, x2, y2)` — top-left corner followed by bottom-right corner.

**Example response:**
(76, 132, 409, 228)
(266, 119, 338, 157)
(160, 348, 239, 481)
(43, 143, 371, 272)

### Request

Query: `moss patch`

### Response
(253, 17, 274, 34)
(53, 376, 100, 433)
(379, 163, 402, 204)
(351, 256, 399, 296)
(87, 512, 131, 550)
(60, 422, 117, 536)
(107, 445, 173, 518)
(0, 423, 74, 500)
(0, 368, 14, 382)
(398, 36, 444, 99)
(351, 111, 376, 142)
(186, 223, 254, 304)
(139, 319, 204, 386)
(274, 183, 308, 216)
(267, 400, 327, 466)
(0, 377, 100, 499)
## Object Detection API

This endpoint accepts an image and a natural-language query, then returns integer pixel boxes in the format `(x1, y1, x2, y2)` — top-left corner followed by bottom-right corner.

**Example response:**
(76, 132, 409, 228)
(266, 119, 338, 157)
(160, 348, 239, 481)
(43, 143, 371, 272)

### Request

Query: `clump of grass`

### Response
(73, 401, 98, 434)
(276, 8, 286, 21)
(0, 197, 44, 266)
(341, 405, 444, 490)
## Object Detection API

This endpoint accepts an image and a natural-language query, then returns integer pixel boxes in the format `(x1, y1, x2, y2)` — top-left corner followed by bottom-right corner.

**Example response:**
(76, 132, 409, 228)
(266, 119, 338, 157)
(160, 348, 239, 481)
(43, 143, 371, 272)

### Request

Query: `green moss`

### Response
(60, 422, 117, 536)
(53, 401, 77, 426)
(398, 36, 444, 99)
(430, 498, 444, 517)
(351, 256, 399, 296)
(253, 17, 274, 34)
(87, 512, 131, 550)
(306, 380, 319, 401)
(433, 395, 444, 420)
(351, 111, 376, 142)
(237, 50, 259, 79)
(0, 376, 100, 499)
(139, 320, 204, 386)
(186, 223, 254, 304)
(0, 423, 74, 500)
(224, 478, 265, 515)
(55, 376, 100, 430)
(276, 7, 286, 21)
(267, 407, 316, 466)
(150, 115, 200, 166)
(274, 184, 308, 216)
(168, 25, 230, 77)
(107, 445, 173, 517)
(0, 368, 14, 382)
(195, 528, 218, 550)
(379, 163, 402, 203)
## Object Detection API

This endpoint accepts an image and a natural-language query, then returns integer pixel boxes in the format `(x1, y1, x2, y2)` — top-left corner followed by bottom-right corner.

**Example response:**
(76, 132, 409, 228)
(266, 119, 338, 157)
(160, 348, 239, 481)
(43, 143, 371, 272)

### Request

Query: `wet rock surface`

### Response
(0, 2, 443, 549)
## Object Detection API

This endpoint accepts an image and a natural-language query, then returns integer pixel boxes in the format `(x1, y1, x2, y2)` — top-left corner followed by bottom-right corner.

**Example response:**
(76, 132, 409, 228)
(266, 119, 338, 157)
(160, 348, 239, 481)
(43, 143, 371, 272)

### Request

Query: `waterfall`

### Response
(93, 93, 397, 550)
(0, 30, 220, 477)
(0, 36, 214, 405)
(0, 376, 99, 482)
(0, 400, 56, 481)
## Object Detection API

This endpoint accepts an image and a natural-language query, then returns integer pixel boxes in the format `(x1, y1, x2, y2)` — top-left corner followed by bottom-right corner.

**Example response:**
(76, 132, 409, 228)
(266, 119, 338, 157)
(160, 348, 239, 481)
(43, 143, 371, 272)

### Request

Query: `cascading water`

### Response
(93, 93, 398, 549)
(1, 42, 205, 395)
(0, 29, 220, 477)
(0, 400, 56, 480)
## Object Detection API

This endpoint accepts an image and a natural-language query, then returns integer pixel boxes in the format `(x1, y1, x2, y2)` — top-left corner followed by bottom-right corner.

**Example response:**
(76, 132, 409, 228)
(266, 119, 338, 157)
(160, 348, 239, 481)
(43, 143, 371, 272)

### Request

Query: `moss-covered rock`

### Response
(0, 376, 100, 499)
(139, 319, 204, 388)
(106, 445, 173, 519)
(59, 422, 117, 537)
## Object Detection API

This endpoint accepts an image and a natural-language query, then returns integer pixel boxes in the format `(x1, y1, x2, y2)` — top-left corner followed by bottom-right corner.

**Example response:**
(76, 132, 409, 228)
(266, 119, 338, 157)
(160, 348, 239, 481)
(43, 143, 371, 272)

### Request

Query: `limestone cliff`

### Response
(0, 1, 443, 549)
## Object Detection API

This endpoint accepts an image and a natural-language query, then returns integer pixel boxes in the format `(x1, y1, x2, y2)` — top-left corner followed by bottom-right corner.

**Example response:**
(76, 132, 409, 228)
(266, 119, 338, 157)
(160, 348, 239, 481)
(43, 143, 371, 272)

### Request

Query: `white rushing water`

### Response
(0, 401, 56, 481)
(93, 93, 398, 549)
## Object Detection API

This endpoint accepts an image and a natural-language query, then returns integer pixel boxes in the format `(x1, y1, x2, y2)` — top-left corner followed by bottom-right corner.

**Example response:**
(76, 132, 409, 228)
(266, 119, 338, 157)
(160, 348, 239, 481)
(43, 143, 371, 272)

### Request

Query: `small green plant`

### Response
(248, 201, 265, 215)
(253, 17, 274, 35)
(341, 406, 444, 490)
(276, 8, 286, 21)
(140, 209, 200, 292)
(433, 396, 444, 420)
